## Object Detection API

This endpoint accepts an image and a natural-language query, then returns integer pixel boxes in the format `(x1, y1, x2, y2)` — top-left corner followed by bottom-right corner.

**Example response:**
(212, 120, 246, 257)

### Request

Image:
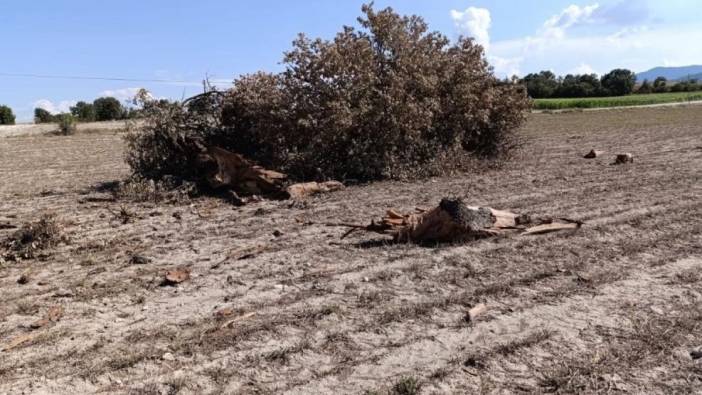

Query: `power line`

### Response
(0, 72, 201, 84)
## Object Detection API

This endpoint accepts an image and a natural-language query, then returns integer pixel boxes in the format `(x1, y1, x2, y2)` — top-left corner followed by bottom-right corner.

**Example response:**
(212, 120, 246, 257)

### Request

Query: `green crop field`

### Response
(533, 91, 702, 110)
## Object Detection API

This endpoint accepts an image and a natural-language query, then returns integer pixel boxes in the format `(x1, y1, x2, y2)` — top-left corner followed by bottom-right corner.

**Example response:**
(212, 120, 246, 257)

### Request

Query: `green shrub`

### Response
(125, 4, 530, 183)
(57, 113, 77, 135)
(0, 105, 15, 125)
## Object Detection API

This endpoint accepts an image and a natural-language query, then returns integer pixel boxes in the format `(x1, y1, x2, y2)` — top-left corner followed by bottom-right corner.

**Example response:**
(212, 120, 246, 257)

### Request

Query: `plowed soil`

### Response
(1, 106, 701, 394)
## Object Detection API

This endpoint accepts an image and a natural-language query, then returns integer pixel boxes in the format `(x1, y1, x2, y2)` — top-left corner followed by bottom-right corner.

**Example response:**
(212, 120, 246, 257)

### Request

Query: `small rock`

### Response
(465, 303, 488, 322)
(214, 307, 235, 318)
(691, 349, 702, 360)
(273, 230, 283, 238)
(54, 289, 74, 298)
(129, 254, 151, 265)
(17, 275, 29, 285)
(161, 267, 191, 286)
(613, 153, 634, 165)
(584, 149, 604, 159)
(162, 352, 175, 362)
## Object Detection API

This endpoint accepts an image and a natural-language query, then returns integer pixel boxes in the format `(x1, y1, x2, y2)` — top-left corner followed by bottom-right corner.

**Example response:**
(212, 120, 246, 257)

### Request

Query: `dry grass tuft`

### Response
(2, 215, 64, 260)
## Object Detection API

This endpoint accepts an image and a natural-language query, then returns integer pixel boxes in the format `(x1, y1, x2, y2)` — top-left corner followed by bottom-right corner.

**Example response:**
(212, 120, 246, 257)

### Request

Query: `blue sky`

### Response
(1, 1, 701, 122)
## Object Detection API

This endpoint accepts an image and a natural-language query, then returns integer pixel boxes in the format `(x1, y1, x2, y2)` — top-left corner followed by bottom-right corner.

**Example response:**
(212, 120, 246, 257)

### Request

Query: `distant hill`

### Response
(684, 72, 702, 81)
(636, 65, 702, 82)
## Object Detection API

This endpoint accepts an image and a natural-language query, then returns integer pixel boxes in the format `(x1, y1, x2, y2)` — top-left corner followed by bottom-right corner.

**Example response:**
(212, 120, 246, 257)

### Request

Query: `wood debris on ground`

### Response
(29, 306, 64, 330)
(332, 198, 582, 243)
(188, 138, 344, 204)
(210, 244, 268, 269)
(1, 333, 36, 352)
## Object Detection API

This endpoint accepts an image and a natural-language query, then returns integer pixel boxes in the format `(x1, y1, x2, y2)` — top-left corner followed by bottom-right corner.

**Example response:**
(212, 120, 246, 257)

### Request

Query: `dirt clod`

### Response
(162, 268, 191, 286)
(129, 254, 151, 265)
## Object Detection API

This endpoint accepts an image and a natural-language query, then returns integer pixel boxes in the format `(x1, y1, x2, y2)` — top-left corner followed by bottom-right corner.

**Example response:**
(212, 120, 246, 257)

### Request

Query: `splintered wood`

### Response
(194, 141, 344, 202)
(202, 146, 287, 196)
(344, 198, 582, 243)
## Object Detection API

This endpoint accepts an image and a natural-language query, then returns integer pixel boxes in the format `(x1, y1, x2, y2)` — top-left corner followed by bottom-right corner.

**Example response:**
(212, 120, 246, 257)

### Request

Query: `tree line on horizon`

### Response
(519, 69, 702, 99)
(3, 68, 702, 127)
(33, 96, 141, 124)
(0, 97, 146, 126)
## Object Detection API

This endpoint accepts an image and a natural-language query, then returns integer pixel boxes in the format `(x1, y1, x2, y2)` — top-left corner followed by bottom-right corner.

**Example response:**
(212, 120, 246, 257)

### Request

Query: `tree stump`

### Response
(354, 198, 582, 244)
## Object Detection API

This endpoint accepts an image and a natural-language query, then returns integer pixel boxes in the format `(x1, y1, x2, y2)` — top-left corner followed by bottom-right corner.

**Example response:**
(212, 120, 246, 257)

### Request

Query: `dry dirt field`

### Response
(1, 106, 701, 394)
(0, 121, 130, 139)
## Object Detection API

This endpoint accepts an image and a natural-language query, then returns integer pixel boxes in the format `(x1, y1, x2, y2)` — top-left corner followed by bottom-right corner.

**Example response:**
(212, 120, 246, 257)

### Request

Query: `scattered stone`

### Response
(584, 149, 604, 159)
(691, 349, 702, 360)
(54, 289, 74, 298)
(273, 230, 283, 238)
(466, 303, 488, 322)
(17, 274, 29, 285)
(613, 153, 634, 165)
(162, 352, 176, 362)
(129, 254, 151, 265)
(162, 267, 191, 286)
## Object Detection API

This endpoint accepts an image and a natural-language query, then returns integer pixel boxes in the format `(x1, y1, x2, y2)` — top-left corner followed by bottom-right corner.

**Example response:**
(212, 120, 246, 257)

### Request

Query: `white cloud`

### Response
(455, 2, 702, 78)
(569, 63, 597, 75)
(490, 55, 523, 77)
(450, 7, 491, 50)
(100, 87, 142, 102)
(491, 26, 702, 77)
(541, 4, 600, 39)
(33, 99, 76, 114)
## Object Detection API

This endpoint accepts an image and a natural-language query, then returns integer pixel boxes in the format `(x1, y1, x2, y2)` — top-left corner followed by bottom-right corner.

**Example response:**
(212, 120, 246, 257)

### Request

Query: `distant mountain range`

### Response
(636, 65, 702, 82)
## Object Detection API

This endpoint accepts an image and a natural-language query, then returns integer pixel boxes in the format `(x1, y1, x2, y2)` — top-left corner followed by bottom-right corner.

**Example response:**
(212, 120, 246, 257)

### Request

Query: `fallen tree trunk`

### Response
(336, 198, 582, 243)
(187, 139, 343, 203)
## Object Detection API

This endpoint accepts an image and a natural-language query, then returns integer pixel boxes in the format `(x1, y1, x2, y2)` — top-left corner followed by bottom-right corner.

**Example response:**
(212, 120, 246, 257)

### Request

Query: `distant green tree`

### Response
(557, 74, 602, 97)
(93, 97, 124, 121)
(34, 108, 54, 123)
(670, 79, 700, 92)
(601, 69, 636, 96)
(70, 101, 96, 122)
(652, 77, 668, 93)
(0, 105, 15, 125)
(522, 71, 559, 98)
(636, 79, 653, 94)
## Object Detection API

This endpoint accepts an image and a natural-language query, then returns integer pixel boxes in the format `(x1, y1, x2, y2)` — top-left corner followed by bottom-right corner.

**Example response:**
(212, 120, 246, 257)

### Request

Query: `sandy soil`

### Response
(1, 107, 701, 394)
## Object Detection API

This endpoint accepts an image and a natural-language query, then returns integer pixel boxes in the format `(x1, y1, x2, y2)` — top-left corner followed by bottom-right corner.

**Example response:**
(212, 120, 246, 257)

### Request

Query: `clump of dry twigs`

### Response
(2, 215, 65, 260)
